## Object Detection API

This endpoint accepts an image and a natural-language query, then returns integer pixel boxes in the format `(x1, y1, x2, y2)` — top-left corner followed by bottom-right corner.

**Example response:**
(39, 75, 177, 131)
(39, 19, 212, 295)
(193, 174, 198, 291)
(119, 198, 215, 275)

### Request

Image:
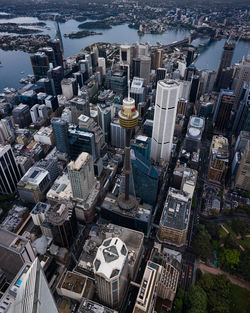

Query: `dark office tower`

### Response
(217, 67, 233, 90)
(98, 47, 107, 60)
(39, 46, 56, 66)
(47, 66, 64, 95)
(185, 64, 196, 81)
(37, 78, 54, 95)
(91, 51, 97, 67)
(156, 68, 167, 83)
(213, 90, 235, 132)
(215, 42, 235, 90)
(42, 203, 77, 248)
(98, 103, 114, 143)
(45, 95, 59, 112)
(130, 77, 145, 107)
(186, 47, 195, 67)
(232, 83, 250, 135)
(12, 103, 32, 128)
(133, 58, 141, 77)
(0, 145, 21, 194)
(69, 97, 90, 123)
(73, 72, 84, 88)
(111, 70, 127, 97)
(49, 39, 63, 67)
(30, 52, 50, 81)
(189, 75, 200, 103)
(51, 118, 69, 154)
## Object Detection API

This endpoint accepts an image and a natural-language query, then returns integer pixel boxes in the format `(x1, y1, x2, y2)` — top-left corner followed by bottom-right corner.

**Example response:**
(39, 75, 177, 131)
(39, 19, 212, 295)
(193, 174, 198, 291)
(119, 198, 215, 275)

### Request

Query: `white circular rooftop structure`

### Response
(187, 127, 201, 139)
(189, 116, 204, 129)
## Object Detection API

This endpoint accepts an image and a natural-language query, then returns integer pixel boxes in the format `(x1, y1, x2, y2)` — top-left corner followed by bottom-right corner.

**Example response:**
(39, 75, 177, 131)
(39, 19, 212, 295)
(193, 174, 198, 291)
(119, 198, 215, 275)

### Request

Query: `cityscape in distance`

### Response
(0, 0, 250, 313)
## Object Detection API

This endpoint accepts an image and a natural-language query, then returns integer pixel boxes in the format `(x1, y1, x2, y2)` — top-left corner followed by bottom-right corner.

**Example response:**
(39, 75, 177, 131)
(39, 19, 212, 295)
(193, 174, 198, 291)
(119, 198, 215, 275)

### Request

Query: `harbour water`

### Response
(0, 17, 249, 91)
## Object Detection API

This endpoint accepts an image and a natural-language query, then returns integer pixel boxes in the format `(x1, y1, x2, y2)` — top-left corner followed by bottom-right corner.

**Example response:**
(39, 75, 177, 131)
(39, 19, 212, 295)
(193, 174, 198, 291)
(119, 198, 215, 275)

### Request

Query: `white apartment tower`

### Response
(68, 152, 95, 200)
(151, 80, 182, 163)
(14, 258, 59, 313)
(93, 237, 129, 309)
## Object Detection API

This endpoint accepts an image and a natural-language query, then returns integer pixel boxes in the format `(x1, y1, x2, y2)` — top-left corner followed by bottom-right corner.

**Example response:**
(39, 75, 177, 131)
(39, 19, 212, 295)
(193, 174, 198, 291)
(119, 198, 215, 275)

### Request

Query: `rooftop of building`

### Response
(0, 144, 11, 156)
(46, 173, 72, 202)
(160, 188, 190, 231)
(0, 228, 29, 252)
(0, 205, 29, 233)
(31, 202, 51, 215)
(93, 237, 127, 279)
(68, 152, 90, 171)
(19, 166, 49, 187)
(211, 135, 229, 160)
(77, 299, 118, 313)
(189, 116, 205, 129)
(45, 203, 71, 226)
(12, 103, 28, 112)
(58, 271, 87, 295)
(158, 79, 180, 88)
(34, 126, 53, 137)
(61, 78, 76, 85)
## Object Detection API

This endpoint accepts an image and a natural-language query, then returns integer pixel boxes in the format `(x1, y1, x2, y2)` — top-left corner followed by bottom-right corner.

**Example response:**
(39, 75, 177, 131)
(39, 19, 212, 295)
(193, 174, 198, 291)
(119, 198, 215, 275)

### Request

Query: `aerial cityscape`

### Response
(0, 0, 249, 312)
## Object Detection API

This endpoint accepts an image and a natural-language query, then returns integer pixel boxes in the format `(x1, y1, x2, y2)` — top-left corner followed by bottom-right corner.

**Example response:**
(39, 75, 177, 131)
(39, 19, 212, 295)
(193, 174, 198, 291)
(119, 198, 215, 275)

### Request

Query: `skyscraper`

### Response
(68, 152, 95, 200)
(12, 103, 32, 128)
(14, 258, 59, 313)
(93, 237, 128, 309)
(235, 141, 250, 191)
(213, 89, 235, 132)
(215, 42, 235, 90)
(0, 145, 21, 194)
(233, 56, 250, 109)
(151, 80, 182, 163)
(30, 52, 50, 81)
(98, 102, 115, 142)
(51, 118, 69, 154)
(50, 38, 63, 67)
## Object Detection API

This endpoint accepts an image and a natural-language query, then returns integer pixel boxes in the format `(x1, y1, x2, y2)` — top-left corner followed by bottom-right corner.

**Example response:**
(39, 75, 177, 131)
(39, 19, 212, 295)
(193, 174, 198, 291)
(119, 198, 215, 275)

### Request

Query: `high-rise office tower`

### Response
(186, 47, 195, 67)
(51, 118, 69, 154)
(0, 145, 21, 194)
(47, 66, 64, 95)
(233, 82, 250, 135)
(69, 97, 90, 124)
(30, 52, 50, 81)
(151, 49, 163, 70)
(39, 46, 56, 66)
(235, 141, 250, 191)
(189, 75, 200, 103)
(49, 38, 63, 67)
(215, 42, 235, 90)
(151, 80, 182, 163)
(233, 56, 250, 109)
(30, 104, 39, 123)
(37, 78, 54, 95)
(213, 89, 235, 132)
(110, 118, 126, 148)
(61, 78, 78, 100)
(156, 68, 166, 83)
(12, 103, 32, 128)
(45, 95, 59, 112)
(118, 95, 139, 209)
(98, 102, 115, 142)
(130, 77, 146, 107)
(98, 57, 106, 76)
(132, 56, 151, 84)
(120, 45, 135, 70)
(111, 70, 128, 97)
(68, 152, 95, 200)
(0, 229, 36, 281)
(14, 258, 59, 313)
(42, 203, 77, 248)
(68, 125, 97, 161)
(0, 119, 14, 144)
(93, 237, 128, 309)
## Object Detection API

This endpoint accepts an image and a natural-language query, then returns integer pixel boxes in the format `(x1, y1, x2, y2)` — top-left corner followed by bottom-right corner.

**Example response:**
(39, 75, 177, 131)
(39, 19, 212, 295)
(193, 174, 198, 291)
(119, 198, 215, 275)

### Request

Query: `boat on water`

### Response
(20, 71, 25, 74)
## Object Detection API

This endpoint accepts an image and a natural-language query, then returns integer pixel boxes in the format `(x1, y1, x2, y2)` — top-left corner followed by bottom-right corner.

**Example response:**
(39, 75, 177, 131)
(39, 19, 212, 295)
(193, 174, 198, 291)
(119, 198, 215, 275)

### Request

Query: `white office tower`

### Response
(120, 45, 134, 68)
(14, 258, 59, 313)
(94, 237, 128, 309)
(98, 57, 106, 76)
(151, 80, 182, 163)
(180, 80, 191, 100)
(136, 43, 149, 57)
(30, 104, 39, 123)
(233, 56, 250, 109)
(68, 152, 95, 200)
(0, 118, 14, 144)
(38, 104, 48, 119)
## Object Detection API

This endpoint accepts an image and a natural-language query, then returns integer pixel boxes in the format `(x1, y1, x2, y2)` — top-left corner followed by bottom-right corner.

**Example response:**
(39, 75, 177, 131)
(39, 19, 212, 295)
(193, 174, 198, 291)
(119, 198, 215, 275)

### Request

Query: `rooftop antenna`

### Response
(127, 65, 130, 100)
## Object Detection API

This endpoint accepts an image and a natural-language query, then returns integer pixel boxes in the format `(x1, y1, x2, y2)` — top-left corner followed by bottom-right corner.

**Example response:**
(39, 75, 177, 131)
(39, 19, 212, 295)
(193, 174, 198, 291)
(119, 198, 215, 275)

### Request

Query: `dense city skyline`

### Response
(0, 1, 249, 313)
